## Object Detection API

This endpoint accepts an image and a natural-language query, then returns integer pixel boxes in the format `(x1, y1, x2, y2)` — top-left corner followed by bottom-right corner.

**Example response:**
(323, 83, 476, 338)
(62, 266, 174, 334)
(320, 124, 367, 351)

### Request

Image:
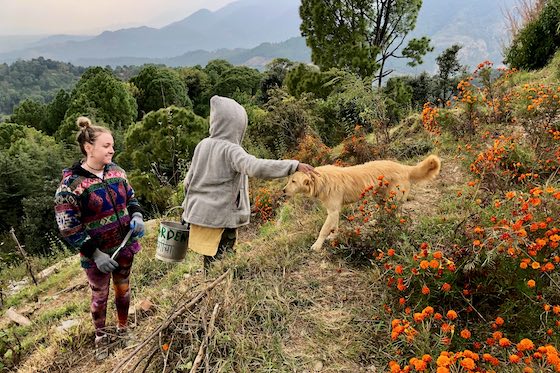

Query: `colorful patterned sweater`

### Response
(54, 161, 143, 268)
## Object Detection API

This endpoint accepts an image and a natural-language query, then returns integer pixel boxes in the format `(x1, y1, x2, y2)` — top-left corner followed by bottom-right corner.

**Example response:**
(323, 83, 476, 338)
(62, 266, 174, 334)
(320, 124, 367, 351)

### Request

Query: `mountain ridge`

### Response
(0, 0, 517, 72)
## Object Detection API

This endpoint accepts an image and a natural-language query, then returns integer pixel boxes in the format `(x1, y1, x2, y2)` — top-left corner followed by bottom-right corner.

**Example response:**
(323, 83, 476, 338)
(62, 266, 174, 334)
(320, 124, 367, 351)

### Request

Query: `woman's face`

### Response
(86, 132, 114, 165)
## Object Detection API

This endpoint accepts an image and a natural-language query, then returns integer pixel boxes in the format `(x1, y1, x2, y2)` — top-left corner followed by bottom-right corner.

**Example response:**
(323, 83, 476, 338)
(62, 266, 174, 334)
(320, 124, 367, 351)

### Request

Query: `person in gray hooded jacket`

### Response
(182, 95, 316, 270)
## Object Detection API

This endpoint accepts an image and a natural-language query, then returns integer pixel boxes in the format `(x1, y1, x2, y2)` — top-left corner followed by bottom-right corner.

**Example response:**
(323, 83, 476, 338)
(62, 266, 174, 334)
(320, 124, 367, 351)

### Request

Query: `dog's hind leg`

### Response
(311, 208, 340, 251)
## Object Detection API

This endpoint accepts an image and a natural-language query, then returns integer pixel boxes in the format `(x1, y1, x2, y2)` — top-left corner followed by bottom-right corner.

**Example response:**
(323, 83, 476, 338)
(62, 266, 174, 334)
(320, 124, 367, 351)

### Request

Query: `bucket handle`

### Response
(164, 205, 183, 219)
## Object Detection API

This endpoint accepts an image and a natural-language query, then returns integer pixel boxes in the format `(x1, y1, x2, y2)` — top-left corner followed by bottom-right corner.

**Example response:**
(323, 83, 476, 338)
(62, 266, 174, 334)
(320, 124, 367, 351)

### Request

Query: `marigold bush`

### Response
(330, 178, 409, 265)
(250, 186, 283, 224)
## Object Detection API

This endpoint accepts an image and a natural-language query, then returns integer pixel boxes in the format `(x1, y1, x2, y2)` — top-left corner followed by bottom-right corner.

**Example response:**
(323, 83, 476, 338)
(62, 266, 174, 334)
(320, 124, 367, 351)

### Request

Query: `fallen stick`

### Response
(9, 227, 38, 286)
(190, 303, 220, 373)
(52, 282, 87, 297)
(112, 270, 230, 373)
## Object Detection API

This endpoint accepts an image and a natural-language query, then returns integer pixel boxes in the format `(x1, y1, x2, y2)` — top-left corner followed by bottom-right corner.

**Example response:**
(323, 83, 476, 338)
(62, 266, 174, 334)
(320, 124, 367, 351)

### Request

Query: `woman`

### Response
(54, 117, 145, 360)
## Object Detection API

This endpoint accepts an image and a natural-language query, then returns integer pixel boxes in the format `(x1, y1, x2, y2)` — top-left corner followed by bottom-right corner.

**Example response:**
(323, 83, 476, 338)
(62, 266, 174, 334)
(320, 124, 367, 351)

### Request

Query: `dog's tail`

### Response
(409, 155, 441, 183)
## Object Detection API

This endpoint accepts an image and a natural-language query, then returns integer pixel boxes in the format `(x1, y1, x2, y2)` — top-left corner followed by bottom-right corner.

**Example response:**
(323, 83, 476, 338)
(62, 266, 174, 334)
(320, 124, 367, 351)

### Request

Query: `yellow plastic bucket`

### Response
(155, 221, 189, 263)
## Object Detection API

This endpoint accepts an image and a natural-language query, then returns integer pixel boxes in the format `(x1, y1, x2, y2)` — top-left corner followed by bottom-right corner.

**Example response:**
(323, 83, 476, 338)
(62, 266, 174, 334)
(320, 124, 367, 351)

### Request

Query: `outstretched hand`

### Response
(297, 162, 319, 176)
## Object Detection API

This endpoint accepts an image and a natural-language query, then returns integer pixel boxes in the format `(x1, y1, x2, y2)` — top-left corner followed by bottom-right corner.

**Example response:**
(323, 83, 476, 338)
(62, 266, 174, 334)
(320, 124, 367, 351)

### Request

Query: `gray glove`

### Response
(92, 249, 118, 273)
(130, 213, 145, 238)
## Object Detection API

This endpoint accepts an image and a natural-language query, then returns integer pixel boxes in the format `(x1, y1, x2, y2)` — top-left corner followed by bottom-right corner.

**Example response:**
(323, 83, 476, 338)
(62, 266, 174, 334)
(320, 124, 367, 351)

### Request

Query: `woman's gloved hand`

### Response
(130, 213, 145, 238)
(92, 249, 118, 273)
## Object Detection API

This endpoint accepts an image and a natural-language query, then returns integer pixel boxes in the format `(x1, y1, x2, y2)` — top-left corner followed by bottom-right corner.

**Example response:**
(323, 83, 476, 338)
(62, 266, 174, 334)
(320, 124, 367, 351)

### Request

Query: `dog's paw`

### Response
(311, 242, 323, 251)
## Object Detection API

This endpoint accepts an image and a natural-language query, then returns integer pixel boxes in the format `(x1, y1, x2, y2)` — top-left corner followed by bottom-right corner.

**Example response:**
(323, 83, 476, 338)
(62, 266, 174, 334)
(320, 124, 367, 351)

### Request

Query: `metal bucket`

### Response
(155, 221, 189, 263)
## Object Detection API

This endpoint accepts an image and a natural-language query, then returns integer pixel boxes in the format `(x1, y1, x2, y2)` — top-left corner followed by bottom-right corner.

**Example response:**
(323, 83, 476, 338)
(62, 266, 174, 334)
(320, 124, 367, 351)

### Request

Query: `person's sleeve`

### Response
(228, 145, 299, 178)
(54, 184, 98, 257)
(123, 172, 144, 217)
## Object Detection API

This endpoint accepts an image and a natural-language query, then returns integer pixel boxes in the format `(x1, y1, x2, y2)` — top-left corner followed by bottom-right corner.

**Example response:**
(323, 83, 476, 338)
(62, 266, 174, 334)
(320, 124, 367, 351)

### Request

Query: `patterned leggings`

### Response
(84, 249, 134, 336)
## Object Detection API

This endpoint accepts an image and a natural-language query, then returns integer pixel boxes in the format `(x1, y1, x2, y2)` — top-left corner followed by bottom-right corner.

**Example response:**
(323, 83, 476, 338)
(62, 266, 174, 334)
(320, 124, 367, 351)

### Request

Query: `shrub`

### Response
(336, 125, 382, 165)
(250, 187, 283, 225)
(286, 133, 332, 166)
(377, 185, 560, 370)
(245, 89, 320, 159)
(505, 0, 560, 70)
(469, 135, 536, 192)
(331, 178, 410, 265)
(515, 82, 560, 150)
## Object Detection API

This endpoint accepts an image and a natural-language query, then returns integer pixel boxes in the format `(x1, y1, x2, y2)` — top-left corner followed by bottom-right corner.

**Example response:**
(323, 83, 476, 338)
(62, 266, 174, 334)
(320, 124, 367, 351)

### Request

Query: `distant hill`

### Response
(73, 37, 310, 70)
(0, 0, 301, 63)
(0, 0, 518, 73)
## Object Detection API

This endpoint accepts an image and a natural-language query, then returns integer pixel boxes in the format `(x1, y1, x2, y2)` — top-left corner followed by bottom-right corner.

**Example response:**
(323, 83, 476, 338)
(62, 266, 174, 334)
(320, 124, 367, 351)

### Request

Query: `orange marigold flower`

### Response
(506, 191, 516, 199)
(410, 357, 427, 371)
(423, 306, 435, 316)
(473, 226, 484, 234)
(492, 331, 503, 340)
(517, 338, 535, 352)
(527, 279, 536, 288)
(420, 260, 430, 270)
(460, 357, 476, 370)
(499, 338, 511, 347)
(422, 354, 432, 363)
(461, 329, 472, 339)
(395, 265, 404, 275)
(162, 343, 170, 351)
(520, 262, 528, 269)
(447, 310, 458, 320)
(422, 285, 430, 295)
(433, 251, 443, 259)
(441, 323, 454, 333)
(495, 317, 505, 326)
(388, 248, 395, 256)
(509, 354, 521, 363)
(531, 262, 541, 269)
(437, 354, 451, 367)
(441, 283, 451, 292)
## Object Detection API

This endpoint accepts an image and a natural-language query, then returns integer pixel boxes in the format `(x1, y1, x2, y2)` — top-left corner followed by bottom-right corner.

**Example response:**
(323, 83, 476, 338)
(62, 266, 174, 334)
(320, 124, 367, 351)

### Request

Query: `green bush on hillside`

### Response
(505, 0, 560, 70)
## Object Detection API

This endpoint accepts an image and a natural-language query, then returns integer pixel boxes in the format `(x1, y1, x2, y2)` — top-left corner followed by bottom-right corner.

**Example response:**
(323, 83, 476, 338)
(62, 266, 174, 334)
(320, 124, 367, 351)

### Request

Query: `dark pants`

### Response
(203, 228, 237, 272)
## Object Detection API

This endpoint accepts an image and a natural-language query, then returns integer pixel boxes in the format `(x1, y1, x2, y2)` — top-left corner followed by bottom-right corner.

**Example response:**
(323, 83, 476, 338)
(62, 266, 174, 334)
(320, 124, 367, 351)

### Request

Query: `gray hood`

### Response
(208, 95, 247, 145)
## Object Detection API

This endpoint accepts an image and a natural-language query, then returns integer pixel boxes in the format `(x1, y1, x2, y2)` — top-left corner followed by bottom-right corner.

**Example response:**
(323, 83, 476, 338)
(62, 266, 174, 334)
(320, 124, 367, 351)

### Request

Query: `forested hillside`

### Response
(0, 58, 84, 116)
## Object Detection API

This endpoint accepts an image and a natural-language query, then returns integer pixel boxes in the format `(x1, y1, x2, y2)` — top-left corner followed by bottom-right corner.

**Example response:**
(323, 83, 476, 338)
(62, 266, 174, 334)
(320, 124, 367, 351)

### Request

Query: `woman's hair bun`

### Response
(77, 116, 92, 129)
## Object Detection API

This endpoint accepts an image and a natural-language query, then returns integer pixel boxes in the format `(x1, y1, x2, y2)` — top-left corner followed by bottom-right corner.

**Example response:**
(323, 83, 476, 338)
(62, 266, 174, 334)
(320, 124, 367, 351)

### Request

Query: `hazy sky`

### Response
(0, 0, 237, 35)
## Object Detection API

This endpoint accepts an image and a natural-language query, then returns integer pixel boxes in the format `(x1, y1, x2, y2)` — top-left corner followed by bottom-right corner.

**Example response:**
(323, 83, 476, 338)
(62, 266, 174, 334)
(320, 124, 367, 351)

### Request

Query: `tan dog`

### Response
(283, 155, 441, 250)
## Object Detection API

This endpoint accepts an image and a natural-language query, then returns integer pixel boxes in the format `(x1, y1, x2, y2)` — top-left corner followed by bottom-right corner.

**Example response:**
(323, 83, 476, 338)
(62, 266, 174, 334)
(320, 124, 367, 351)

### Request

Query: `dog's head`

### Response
(283, 171, 316, 197)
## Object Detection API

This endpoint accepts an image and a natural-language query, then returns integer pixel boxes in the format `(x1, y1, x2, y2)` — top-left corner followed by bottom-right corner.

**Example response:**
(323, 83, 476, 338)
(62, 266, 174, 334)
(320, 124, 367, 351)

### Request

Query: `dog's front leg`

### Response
(311, 210, 340, 251)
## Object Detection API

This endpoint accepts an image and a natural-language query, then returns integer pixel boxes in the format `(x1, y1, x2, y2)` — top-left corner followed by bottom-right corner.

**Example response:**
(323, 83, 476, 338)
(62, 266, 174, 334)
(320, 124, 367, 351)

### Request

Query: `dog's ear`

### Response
(303, 178, 310, 186)
(308, 173, 319, 184)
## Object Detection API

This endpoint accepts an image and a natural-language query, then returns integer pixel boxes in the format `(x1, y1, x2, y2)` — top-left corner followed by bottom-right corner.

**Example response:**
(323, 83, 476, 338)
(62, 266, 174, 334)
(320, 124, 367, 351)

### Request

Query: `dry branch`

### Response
(112, 270, 230, 373)
(9, 227, 38, 286)
(190, 303, 220, 373)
